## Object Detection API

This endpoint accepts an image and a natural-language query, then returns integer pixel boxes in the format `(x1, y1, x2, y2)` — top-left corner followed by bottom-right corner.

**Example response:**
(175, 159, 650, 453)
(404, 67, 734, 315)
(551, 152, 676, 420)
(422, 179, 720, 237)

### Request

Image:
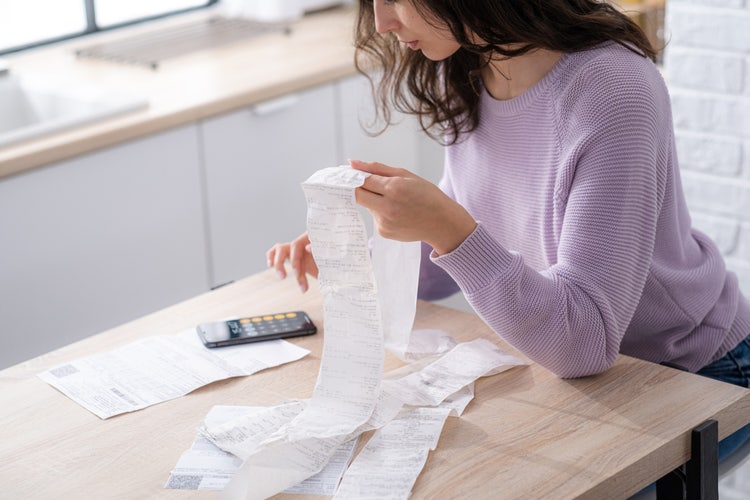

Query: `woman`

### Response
(268, 0, 750, 459)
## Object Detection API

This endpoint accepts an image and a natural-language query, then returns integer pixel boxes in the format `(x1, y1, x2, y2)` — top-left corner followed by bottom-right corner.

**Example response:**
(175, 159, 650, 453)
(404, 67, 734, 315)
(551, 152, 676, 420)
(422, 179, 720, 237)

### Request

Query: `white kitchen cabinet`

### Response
(200, 84, 339, 288)
(335, 74, 445, 184)
(0, 75, 451, 370)
(0, 124, 209, 368)
(200, 78, 445, 290)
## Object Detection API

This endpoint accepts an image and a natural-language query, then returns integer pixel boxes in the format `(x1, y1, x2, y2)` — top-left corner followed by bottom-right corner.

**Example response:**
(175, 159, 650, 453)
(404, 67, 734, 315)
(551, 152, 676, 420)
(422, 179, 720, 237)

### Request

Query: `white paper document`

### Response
(38, 329, 309, 419)
(381, 337, 524, 408)
(334, 406, 452, 500)
(166, 405, 358, 495)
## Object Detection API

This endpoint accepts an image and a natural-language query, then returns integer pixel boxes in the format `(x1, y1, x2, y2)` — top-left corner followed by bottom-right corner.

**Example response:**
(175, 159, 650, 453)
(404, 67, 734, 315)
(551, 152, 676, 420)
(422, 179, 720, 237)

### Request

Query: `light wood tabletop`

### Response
(1, 269, 749, 499)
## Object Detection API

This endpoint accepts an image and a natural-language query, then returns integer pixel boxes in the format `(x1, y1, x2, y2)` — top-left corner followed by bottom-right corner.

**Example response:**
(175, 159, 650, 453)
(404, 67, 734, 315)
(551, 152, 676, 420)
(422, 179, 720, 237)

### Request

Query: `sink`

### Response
(0, 70, 148, 149)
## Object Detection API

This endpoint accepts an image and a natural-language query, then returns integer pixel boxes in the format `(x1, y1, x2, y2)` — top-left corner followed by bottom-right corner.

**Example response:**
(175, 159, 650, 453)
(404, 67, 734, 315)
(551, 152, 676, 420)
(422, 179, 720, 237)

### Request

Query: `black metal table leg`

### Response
(686, 420, 718, 500)
(656, 419, 719, 500)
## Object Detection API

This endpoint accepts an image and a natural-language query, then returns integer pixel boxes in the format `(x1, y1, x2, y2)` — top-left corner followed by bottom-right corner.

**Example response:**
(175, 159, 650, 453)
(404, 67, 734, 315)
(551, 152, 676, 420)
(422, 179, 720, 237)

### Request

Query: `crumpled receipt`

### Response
(204, 166, 526, 500)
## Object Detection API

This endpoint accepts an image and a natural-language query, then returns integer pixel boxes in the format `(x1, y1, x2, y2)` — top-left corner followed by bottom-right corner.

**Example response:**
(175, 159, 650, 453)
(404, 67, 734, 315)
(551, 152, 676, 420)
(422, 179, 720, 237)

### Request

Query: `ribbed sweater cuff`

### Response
(430, 223, 516, 294)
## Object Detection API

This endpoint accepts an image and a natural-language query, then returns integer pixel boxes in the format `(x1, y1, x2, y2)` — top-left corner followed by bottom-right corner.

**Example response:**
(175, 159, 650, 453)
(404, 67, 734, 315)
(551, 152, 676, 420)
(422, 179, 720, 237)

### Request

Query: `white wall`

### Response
(664, 0, 750, 290)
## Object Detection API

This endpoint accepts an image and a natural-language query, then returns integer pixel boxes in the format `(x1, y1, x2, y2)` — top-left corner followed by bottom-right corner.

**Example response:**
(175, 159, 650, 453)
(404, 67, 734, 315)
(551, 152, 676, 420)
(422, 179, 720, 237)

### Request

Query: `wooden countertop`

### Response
(0, 6, 357, 180)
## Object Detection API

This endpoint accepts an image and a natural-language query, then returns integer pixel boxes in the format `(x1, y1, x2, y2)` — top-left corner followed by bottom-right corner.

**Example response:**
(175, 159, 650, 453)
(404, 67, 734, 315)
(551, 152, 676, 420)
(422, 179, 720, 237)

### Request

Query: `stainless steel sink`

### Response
(0, 67, 148, 148)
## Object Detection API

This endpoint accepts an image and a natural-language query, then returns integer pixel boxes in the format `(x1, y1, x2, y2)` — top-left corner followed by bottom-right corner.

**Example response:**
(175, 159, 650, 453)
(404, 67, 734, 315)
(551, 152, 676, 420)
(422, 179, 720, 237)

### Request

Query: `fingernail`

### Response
(277, 270, 285, 280)
(299, 282, 308, 293)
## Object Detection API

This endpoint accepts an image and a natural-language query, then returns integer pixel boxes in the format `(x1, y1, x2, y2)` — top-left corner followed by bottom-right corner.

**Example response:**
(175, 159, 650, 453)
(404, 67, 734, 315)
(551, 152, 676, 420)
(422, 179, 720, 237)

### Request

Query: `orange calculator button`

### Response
(285, 312, 297, 318)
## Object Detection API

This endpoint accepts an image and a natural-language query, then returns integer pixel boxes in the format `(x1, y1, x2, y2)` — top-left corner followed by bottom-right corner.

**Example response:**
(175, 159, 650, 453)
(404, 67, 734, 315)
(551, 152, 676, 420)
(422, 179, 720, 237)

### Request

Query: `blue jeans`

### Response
(696, 335, 750, 461)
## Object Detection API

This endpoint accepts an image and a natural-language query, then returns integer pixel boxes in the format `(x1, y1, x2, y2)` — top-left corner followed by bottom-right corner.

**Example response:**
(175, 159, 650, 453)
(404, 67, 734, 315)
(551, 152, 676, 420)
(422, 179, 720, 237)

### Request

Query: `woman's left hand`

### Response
(350, 159, 477, 255)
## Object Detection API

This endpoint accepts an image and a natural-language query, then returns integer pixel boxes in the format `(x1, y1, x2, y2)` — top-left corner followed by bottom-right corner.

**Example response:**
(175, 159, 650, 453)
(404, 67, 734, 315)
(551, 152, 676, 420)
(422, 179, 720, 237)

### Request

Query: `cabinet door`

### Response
(335, 74, 445, 184)
(201, 84, 338, 288)
(0, 125, 209, 368)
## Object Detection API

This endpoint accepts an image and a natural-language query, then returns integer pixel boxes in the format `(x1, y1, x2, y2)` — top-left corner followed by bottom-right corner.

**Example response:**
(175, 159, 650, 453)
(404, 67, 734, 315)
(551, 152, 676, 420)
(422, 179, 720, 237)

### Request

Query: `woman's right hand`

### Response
(266, 232, 318, 293)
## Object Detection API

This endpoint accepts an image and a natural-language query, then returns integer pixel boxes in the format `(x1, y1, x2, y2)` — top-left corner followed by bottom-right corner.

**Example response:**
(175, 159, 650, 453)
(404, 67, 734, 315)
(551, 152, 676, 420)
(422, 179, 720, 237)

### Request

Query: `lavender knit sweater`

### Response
(418, 42, 750, 378)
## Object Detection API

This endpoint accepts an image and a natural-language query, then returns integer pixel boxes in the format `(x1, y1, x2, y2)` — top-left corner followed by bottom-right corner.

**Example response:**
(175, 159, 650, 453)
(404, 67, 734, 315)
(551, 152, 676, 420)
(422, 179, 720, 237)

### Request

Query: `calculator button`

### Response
(285, 312, 297, 318)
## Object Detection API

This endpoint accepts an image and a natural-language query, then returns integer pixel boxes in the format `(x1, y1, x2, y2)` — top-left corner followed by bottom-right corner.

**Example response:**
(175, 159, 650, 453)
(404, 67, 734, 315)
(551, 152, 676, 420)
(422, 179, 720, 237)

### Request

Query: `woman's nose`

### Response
(373, 2, 398, 34)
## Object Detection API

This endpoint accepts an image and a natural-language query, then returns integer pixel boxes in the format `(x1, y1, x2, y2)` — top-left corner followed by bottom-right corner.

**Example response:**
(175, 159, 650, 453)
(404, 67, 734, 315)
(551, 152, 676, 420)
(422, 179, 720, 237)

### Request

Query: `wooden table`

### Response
(1, 269, 749, 499)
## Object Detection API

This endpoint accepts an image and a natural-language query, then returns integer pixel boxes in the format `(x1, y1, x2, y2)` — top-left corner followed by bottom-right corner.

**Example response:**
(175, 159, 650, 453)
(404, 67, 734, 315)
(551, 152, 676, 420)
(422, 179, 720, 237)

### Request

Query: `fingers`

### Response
(350, 159, 419, 201)
(350, 159, 387, 175)
(289, 234, 310, 293)
(266, 243, 290, 279)
(354, 182, 384, 211)
(266, 233, 316, 293)
(349, 159, 411, 178)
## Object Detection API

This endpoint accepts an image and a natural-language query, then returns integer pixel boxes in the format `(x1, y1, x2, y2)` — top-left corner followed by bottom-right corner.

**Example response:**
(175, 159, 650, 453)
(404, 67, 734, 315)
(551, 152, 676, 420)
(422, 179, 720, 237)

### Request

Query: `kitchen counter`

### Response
(0, 5, 357, 180)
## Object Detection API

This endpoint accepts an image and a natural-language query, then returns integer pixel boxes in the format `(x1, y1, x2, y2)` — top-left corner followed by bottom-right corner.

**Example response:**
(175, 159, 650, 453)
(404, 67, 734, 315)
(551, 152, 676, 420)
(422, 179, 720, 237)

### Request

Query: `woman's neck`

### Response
(481, 49, 563, 100)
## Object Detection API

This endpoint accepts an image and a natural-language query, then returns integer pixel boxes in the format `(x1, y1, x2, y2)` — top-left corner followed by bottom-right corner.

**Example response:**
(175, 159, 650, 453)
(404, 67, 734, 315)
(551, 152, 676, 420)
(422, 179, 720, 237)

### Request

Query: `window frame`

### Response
(0, 0, 219, 56)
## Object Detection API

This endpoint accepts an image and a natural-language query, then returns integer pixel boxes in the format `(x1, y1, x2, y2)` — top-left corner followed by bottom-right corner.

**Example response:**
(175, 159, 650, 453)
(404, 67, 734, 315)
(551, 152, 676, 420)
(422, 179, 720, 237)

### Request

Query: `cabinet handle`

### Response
(250, 94, 300, 116)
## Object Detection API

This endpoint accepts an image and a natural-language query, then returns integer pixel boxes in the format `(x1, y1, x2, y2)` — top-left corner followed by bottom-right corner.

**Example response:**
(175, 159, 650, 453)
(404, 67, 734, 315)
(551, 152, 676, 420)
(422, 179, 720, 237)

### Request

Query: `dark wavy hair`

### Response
(354, 0, 658, 144)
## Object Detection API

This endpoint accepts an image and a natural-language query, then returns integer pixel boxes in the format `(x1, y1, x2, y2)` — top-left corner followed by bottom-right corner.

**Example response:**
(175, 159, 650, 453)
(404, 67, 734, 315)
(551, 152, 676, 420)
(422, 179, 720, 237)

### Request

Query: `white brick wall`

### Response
(664, 0, 750, 289)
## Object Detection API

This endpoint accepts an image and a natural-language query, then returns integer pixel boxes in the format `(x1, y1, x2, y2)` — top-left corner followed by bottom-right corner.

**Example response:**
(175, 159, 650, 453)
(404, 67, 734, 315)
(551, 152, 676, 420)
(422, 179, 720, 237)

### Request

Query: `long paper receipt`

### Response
(196, 166, 526, 499)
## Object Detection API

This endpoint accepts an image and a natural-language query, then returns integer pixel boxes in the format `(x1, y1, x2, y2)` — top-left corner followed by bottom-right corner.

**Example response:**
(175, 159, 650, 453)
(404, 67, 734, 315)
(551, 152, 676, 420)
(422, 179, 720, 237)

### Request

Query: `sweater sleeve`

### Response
(433, 55, 668, 378)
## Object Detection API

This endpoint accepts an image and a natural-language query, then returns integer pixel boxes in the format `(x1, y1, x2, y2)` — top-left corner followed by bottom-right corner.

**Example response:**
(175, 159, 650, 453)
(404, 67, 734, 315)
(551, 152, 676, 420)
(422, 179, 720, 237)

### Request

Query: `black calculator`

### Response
(196, 311, 317, 347)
